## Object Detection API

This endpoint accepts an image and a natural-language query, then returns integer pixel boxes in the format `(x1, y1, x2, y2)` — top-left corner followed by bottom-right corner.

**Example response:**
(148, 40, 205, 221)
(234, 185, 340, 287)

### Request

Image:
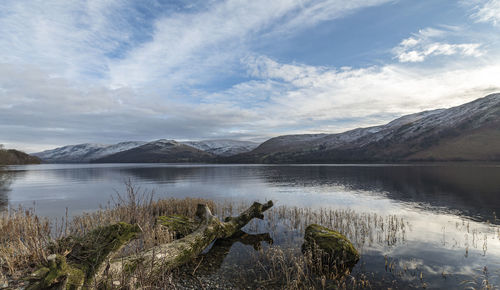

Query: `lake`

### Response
(1, 163, 500, 288)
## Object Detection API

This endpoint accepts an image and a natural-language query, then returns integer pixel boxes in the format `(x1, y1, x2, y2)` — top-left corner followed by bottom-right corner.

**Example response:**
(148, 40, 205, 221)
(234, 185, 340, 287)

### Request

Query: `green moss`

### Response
(28, 267, 50, 281)
(27, 222, 140, 289)
(302, 224, 360, 273)
(68, 222, 140, 280)
(157, 214, 199, 238)
(42, 255, 68, 288)
(65, 265, 85, 290)
(26, 255, 69, 289)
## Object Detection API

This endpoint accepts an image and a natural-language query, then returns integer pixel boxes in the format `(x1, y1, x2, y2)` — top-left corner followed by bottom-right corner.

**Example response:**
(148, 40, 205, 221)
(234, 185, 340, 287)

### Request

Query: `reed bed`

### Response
(0, 207, 51, 277)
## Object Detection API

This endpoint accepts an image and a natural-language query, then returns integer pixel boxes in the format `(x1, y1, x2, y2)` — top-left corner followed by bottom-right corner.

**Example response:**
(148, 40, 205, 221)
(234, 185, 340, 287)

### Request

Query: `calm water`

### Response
(1, 163, 500, 288)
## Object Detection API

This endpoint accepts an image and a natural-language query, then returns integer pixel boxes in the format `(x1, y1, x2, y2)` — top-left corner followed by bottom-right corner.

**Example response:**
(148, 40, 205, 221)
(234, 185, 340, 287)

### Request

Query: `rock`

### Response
(302, 224, 359, 274)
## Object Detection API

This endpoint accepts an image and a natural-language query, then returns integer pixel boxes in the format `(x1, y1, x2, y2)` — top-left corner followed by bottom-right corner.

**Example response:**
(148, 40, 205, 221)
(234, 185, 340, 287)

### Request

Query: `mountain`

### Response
(182, 140, 258, 157)
(93, 139, 214, 163)
(32, 94, 500, 164)
(0, 148, 41, 165)
(34, 139, 258, 163)
(227, 93, 500, 163)
(33, 141, 146, 163)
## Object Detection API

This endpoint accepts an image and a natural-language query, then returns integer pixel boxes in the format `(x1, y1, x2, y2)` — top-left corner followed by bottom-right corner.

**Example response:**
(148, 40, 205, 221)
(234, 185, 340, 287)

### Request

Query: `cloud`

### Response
(107, 0, 394, 91)
(232, 53, 500, 133)
(0, 0, 144, 83)
(392, 28, 484, 63)
(472, 0, 500, 25)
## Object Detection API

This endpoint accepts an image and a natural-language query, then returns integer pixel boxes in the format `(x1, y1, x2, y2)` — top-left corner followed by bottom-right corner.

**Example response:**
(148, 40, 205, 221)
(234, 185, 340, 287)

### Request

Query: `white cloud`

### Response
(393, 28, 484, 63)
(472, 0, 500, 25)
(232, 54, 500, 133)
(0, 0, 138, 83)
(0, 0, 395, 94)
(107, 0, 393, 91)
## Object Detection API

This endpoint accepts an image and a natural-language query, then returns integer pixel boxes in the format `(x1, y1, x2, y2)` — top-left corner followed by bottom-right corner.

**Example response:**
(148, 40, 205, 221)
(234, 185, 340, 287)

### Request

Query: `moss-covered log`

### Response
(26, 201, 273, 288)
(110, 201, 273, 278)
(157, 214, 200, 239)
(26, 222, 141, 289)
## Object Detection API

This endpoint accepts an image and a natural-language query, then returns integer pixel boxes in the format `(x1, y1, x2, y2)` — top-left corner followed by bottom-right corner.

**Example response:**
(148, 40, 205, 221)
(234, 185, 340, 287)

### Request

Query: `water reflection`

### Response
(193, 230, 273, 274)
(0, 168, 17, 211)
(3, 164, 499, 224)
(258, 165, 500, 223)
(122, 164, 500, 223)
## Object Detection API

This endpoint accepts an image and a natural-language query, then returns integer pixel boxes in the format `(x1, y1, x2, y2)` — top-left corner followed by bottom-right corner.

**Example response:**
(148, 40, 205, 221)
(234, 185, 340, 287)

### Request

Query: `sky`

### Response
(1, 0, 500, 153)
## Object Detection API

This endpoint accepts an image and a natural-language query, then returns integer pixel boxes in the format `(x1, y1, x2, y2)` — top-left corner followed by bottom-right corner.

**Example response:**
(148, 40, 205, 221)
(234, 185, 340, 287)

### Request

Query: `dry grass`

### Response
(223, 206, 408, 289)
(0, 181, 217, 281)
(241, 245, 374, 289)
(0, 207, 51, 276)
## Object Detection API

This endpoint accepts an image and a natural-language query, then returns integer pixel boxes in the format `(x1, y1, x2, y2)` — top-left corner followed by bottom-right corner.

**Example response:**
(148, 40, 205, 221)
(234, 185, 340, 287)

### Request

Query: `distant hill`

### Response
(33, 141, 147, 163)
(34, 139, 258, 163)
(183, 140, 258, 157)
(226, 93, 500, 163)
(0, 147, 41, 165)
(93, 139, 215, 163)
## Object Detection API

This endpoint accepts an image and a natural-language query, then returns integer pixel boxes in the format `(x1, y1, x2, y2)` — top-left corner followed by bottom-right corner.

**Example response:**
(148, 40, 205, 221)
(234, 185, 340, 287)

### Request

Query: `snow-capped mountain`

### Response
(90, 141, 148, 159)
(230, 93, 500, 163)
(93, 139, 214, 163)
(182, 140, 258, 157)
(34, 143, 108, 163)
(34, 93, 500, 163)
(34, 141, 146, 163)
(249, 109, 446, 155)
(34, 139, 259, 163)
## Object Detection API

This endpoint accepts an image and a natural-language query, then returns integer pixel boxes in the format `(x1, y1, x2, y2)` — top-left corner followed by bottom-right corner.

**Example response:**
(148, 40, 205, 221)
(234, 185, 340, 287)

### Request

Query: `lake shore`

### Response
(2, 183, 499, 289)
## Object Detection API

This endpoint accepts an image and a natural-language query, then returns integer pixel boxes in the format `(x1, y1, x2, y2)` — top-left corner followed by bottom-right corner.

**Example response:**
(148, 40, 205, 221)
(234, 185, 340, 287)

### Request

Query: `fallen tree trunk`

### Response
(109, 200, 274, 280)
(25, 201, 273, 289)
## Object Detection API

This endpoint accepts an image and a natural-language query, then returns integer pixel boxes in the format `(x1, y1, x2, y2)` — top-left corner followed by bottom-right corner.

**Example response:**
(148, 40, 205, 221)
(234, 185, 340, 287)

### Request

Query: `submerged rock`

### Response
(302, 224, 359, 274)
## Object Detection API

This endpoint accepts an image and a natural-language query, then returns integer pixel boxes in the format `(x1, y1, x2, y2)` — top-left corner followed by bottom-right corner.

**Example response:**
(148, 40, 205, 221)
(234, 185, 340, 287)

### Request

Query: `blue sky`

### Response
(1, 0, 499, 152)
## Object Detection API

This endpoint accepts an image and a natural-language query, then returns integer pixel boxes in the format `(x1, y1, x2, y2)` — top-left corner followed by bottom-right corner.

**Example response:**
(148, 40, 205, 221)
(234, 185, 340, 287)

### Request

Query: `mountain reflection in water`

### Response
(2, 164, 499, 223)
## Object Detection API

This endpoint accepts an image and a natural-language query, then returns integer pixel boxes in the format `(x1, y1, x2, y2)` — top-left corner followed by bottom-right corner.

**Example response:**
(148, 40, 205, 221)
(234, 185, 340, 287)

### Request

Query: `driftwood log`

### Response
(26, 201, 274, 289)
(110, 201, 274, 277)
